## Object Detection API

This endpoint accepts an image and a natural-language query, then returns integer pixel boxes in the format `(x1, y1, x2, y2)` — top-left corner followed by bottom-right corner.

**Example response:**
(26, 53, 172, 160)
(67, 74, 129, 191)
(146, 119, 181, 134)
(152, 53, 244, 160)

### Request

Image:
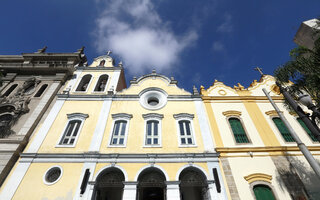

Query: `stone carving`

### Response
(0, 77, 40, 138)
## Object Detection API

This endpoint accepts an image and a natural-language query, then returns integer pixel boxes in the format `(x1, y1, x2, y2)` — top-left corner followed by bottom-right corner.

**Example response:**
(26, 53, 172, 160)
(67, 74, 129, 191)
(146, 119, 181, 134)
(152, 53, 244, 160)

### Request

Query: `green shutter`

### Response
(272, 118, 295, 142)
(229, 118, 249, 143)
(253, 185, 276, 200)
(297, 118, 318, 142)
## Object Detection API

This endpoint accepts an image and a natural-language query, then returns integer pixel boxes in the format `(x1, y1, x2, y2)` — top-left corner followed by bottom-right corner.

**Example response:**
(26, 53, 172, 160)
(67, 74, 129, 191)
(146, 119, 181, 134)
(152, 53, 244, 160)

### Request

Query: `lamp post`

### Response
(263, 88, 320, 178)
(276, 82, 320, 142)
(298, 94, 320, 125)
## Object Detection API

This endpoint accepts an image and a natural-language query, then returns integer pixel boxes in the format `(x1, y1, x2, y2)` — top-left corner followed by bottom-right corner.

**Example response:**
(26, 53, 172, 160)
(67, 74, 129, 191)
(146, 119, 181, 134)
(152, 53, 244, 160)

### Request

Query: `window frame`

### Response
(271, 117, 295, 143)
(174, 113, 197, 147)
(143, 113, 163, 147)
(296, 117, 318, 143)
(33, 84, 49, 98)
(74, 74, 94, 93)
(226, 116, 251, 145)
(93, 74, 109, 93)
(56, 113, 89, 148)
(108, 113, 132, 147)
(249, 181, 279, 200)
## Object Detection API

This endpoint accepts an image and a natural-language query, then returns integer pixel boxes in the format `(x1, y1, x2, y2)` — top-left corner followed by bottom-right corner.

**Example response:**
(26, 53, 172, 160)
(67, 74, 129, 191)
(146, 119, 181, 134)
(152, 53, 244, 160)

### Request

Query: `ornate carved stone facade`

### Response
(0, 47, 87, 186)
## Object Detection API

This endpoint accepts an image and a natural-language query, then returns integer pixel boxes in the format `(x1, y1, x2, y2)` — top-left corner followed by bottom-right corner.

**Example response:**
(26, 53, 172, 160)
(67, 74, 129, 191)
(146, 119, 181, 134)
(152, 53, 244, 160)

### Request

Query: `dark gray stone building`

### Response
(0, 47, 87, 186)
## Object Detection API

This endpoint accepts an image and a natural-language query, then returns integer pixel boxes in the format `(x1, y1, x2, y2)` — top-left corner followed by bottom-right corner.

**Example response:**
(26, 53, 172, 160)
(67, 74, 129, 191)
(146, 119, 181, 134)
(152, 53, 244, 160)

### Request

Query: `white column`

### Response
(74, 162, 96, 200)
(207, 162, 228, 200)
(194, 100, 215, 152)
(26, 99, 65, 153)
(109, 70, 120, 92)
(166, 182, 180, 200)
(0, 161, 31, 199)
(89, 99, 112, 151)
(122, 182, 137, 200)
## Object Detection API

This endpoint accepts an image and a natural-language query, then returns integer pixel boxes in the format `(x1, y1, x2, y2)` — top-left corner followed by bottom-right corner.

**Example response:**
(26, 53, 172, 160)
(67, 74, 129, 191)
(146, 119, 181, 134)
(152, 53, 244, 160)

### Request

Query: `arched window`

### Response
(137, 167, 166, 200)
(297, 118, 318, 142)
(253, 185, 276, 200)
(179, 167, 209, 200)
(34, 84, 48, 97)
(228, 118, 249, 143)
(272, 117, 294, 142)
(94, 75, 108, 92)
(2, 84, 18, 97)
(76, 74, 92, 92)
(93, 167, 125, 200)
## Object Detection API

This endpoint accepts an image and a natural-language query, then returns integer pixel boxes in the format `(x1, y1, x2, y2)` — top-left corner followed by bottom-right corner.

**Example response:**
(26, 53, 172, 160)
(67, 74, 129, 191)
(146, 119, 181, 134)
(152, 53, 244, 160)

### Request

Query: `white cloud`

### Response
(212, 41, 225, 52)
(94, 0, 198, 74)
(217, 13, 233, 33)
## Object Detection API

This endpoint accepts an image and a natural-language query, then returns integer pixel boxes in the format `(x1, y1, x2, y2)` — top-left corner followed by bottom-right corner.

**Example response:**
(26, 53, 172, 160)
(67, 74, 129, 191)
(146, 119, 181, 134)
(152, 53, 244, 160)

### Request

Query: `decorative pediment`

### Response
(244, 173, 272, 183)
(222, 110, 242, 117)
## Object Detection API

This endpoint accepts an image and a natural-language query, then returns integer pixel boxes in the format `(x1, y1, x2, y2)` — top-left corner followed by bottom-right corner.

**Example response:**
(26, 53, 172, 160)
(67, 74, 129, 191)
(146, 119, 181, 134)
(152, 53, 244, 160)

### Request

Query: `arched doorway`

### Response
(93, 167, 125, 200)
(179, 167, 210, 200)
(137, 167, 167, 200)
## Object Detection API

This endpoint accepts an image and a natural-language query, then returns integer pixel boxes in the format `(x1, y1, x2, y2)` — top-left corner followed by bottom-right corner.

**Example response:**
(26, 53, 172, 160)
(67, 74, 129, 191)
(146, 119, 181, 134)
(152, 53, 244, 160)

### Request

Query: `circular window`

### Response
(43, 166, 63, 185)
(139, 89, 167, 110)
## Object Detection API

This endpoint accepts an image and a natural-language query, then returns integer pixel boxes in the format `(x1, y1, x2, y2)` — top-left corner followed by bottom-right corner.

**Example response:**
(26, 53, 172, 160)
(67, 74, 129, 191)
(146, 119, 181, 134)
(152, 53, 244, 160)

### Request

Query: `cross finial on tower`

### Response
(254, 67, 264, 76)
(106, 50, 112, 56)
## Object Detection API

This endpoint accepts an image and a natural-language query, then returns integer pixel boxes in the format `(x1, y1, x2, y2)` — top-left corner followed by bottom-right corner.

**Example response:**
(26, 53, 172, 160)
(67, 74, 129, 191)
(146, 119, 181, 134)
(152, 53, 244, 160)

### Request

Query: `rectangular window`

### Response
(229, 118, 249, 143)
(110, 120, 127, 145)
(272, 117, 294, 142)
(59, 120, 81, 145)
(179, 120, 194, 145)
(146, 120, 159, 145)
(297, 118, 318, 142)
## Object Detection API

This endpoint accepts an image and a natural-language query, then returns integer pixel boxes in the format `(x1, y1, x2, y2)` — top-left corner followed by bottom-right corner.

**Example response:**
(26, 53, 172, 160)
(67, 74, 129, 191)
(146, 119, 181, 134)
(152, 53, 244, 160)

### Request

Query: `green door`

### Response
(253, 185, 276, 200)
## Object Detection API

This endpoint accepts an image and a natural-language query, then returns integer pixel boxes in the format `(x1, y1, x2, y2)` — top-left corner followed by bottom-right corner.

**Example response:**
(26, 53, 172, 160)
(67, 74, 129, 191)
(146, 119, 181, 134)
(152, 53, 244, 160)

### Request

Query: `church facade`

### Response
(201, 76, 320, 200)
(0, 54, 227, 200)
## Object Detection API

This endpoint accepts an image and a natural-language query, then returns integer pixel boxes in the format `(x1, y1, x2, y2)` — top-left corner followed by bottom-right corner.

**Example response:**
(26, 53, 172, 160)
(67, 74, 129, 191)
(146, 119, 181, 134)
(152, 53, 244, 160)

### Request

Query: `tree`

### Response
(274, 20, 320, 108)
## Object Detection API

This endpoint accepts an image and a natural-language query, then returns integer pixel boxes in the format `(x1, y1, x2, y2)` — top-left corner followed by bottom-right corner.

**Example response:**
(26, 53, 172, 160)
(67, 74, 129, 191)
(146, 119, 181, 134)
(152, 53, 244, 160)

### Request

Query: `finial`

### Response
(77, 46, 85, 53)
(36, 46, 47, 53)
(254, 67, 264, 76)
(152, 69, 156, 74)
(106, 50, 112, 56)
(118, 61, 123, 67)
(193, 85, 199, 95)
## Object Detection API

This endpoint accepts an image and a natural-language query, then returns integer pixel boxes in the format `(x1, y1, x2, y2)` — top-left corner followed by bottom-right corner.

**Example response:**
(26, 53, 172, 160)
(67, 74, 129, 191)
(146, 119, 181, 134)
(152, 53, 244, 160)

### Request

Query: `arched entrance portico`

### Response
(93, 167, 125, 200)
(179, 167, 210, 200)
(137, 167, 167, 200)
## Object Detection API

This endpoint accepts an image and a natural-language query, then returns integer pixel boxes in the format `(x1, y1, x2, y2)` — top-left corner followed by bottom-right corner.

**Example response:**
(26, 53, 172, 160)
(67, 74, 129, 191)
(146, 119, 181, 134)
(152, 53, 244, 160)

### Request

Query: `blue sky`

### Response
(1, 0, 319, 92)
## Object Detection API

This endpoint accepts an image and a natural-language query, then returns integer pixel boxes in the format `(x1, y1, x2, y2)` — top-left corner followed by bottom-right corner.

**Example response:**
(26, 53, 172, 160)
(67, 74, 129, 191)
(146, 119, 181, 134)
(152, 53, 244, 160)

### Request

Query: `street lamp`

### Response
(276, 82, 320, 142)
(297, 93, 320, 124)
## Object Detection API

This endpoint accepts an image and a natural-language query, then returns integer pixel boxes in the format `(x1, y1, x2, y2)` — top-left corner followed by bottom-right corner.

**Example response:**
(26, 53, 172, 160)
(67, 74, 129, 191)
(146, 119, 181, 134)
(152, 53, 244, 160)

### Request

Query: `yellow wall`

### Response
(38, 101, 103, 153)
(100, 100, 205, 153)
(13, 163, 83, 200)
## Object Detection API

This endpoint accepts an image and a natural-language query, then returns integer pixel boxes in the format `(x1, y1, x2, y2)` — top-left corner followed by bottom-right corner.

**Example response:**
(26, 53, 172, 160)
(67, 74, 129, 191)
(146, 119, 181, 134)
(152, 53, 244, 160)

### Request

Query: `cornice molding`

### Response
(215, 146, 320, 153)
(244, 173, 272, 184)
(173, 113, 194, 119)
(265, 110, 282, 116)
(222, 110, 242, 117)
(202, 96, 284, 101)
(112, 113, 133, 119)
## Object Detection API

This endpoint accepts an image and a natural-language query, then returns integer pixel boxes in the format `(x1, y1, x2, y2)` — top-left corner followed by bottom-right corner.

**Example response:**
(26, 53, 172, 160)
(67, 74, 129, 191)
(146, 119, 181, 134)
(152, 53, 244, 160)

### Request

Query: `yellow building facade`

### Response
(201, 75, 320, 200)
(0, 54, 227, 200)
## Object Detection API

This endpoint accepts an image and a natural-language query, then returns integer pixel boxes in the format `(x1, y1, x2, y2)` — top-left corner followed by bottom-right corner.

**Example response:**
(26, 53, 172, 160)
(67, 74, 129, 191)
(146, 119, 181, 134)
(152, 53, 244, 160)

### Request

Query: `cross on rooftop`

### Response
(254, 67, 264, 76)
(106, 50, 112, 56)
